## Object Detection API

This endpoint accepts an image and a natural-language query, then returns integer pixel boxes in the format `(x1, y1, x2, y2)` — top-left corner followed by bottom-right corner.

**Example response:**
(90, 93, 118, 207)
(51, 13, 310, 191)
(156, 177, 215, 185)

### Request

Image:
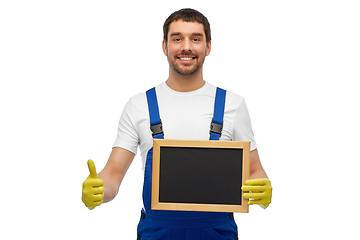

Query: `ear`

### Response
(162, 39, 168, 56)
(205, 41, 211, 56)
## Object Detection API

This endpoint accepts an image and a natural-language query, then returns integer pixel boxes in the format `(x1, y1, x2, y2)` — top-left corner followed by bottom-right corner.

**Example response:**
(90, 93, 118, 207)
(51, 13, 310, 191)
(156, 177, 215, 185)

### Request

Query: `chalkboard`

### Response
(152, 139, 250, 213)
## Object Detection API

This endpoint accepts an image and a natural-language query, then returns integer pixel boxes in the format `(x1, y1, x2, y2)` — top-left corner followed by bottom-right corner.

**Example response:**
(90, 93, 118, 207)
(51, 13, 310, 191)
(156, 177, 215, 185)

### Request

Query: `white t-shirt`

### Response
(113, 82, 257, 170)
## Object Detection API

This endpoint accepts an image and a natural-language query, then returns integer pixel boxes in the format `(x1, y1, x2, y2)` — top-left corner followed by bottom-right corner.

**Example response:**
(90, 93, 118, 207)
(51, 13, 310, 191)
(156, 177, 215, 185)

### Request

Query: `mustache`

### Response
(176, 50, 198, 57)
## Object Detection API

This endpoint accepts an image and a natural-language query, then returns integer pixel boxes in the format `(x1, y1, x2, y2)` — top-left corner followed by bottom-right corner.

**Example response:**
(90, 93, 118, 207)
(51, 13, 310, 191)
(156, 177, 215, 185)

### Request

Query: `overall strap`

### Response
(146, 87, 164, 139)
(209, 87, 227, 140)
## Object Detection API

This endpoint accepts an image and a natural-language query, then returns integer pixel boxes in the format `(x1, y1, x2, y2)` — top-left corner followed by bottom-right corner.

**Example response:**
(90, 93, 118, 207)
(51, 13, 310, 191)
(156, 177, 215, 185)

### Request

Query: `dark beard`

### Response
(169, 60, 203, 76)
(168, 53, 204, 76)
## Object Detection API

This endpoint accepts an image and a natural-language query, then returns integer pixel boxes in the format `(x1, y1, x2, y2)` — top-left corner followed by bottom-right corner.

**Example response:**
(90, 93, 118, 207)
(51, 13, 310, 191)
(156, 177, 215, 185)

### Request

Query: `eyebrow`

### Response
(169, 32, 204, 38)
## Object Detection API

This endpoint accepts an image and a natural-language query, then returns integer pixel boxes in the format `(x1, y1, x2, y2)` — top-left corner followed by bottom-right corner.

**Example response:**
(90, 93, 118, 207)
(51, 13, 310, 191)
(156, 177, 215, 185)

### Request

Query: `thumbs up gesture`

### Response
(82, 160, 104, 210)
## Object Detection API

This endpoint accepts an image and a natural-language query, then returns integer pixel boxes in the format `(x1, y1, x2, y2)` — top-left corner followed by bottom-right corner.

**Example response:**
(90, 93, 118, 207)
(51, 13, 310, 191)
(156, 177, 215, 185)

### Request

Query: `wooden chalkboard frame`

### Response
(152, 139, 250, 213)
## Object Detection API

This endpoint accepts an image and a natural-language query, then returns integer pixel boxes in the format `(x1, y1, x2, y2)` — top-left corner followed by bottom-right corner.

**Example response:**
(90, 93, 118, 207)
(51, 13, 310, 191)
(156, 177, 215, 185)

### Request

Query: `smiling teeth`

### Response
(180, 57, 193, 61)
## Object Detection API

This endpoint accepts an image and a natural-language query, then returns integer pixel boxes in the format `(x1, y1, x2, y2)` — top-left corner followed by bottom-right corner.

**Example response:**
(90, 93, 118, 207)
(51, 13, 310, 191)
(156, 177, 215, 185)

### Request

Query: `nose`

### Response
(180, 38, 192, 52)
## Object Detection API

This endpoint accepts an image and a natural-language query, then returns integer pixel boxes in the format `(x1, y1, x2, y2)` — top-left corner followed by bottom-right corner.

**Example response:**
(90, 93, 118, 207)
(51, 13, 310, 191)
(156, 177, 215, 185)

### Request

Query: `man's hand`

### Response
(242, 178, 272, 209)
(82, 160, 104, 210)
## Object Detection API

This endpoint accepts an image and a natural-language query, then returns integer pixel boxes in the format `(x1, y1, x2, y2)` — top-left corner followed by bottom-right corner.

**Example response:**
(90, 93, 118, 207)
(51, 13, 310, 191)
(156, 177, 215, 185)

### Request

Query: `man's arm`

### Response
(249, 149, 268, 179)
(98, 147, 135, 203)
(242, 149, 272, 209)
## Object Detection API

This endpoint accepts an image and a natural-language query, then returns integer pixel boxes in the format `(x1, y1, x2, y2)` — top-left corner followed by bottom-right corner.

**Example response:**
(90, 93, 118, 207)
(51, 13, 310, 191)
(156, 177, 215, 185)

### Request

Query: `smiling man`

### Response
(162, 12, 211, 93)
(82, 8, 272, 240)
(164, 20, 210, 83)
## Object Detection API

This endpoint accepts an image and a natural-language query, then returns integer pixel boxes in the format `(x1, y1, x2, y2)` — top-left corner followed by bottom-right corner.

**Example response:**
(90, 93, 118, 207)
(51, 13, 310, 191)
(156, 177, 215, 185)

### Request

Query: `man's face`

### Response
(163, 20, 211, 77)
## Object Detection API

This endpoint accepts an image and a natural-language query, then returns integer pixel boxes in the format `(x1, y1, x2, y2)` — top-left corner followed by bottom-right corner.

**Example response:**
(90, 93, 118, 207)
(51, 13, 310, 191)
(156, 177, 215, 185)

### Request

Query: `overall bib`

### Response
(137, 87, 238, 240)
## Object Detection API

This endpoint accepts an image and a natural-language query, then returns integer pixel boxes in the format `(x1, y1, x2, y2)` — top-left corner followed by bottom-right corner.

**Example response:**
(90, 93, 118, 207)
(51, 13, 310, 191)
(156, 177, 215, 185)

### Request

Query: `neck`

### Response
(166, 68, 205, 92)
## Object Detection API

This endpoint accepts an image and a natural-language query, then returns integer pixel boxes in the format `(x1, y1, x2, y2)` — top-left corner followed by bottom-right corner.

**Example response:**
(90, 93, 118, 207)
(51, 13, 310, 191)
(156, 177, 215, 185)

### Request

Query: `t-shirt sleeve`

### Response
(232, 98, 257, 151)
(113, 98, 139, 154)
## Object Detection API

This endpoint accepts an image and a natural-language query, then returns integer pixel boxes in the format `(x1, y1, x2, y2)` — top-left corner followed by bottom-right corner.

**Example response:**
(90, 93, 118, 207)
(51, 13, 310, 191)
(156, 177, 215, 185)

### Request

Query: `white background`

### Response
(1, 1, 359, 239)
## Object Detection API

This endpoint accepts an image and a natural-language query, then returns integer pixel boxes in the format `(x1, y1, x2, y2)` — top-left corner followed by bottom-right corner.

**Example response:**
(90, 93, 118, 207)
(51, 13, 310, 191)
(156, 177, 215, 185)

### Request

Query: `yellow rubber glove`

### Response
(82, 160, 104, 210)
(242, 178, 272, 209)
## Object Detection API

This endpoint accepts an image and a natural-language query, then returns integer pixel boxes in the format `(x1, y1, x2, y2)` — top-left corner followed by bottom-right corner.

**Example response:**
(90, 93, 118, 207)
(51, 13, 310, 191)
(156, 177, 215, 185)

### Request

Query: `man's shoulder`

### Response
(210, 83, 245, 103)
(129, 91, 146, 101)
(226, 89, 245, 102)
(125, 91, 147, 110)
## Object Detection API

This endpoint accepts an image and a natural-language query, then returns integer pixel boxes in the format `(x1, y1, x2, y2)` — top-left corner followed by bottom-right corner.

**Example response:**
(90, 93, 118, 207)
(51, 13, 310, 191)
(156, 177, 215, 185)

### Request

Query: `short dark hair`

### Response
(163, 8, 211, 44)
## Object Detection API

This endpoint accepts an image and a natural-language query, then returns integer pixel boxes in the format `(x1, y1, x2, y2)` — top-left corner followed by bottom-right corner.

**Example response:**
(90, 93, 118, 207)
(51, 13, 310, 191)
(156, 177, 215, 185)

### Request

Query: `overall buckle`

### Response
(150, 122, 163, 137)
(210, 119, 223, 136)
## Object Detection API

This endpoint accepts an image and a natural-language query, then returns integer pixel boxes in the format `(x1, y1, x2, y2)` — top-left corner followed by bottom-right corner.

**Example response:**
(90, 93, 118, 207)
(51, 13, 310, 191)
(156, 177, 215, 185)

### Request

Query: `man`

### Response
(82, 8, 272, 240)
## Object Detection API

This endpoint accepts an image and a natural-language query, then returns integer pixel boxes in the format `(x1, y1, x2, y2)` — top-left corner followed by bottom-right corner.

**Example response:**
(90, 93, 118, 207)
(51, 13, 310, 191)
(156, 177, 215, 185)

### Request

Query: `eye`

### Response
(174, 38, 181, 42)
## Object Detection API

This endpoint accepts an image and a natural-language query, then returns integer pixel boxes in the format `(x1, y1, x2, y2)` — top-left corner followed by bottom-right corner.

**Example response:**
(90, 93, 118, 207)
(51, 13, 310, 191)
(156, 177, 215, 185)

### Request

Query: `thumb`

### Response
(87, 159, 99, 179)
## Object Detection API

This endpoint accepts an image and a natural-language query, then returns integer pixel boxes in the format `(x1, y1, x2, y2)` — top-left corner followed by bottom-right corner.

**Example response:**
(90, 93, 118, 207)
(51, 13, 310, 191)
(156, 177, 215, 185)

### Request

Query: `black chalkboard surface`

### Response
(152, 139, 250, 213)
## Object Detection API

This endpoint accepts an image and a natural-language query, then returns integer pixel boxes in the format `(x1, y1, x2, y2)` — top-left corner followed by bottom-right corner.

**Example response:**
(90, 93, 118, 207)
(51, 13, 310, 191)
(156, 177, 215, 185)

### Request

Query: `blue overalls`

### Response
(137, 87, 238, 240)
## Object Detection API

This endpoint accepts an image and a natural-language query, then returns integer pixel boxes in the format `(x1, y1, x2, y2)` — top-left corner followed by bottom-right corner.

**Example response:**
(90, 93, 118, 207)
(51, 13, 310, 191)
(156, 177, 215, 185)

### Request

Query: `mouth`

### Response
(177, 56, 196, 64)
